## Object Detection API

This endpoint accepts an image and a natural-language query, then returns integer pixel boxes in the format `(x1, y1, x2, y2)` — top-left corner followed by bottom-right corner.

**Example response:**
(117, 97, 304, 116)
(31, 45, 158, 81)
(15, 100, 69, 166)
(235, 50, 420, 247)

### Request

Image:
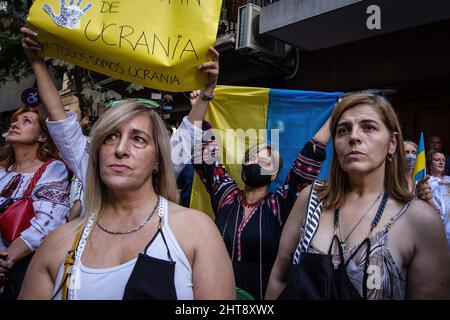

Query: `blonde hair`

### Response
(0, 107, 59, 169)
(318, 93, 413, 209)
(243, 143, 283, 175)
(403, 140, 418, 151)
(81, 101, 177, 226)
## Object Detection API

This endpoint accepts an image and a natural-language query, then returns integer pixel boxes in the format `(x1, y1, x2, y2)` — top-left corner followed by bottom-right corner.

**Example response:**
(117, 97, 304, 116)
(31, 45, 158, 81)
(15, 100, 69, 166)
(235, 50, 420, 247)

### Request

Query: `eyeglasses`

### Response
(105, 98, 160, 109)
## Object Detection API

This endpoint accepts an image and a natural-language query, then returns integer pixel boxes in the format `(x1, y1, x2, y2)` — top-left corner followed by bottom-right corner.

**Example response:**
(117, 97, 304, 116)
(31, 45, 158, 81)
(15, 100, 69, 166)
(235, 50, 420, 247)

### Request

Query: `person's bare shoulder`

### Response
(166, 201, 221, 263)
(404, 199, 443, 229)
(43, 218, 83, 247)
(402, 199, 446, 247)
(167, 201, 216, 233)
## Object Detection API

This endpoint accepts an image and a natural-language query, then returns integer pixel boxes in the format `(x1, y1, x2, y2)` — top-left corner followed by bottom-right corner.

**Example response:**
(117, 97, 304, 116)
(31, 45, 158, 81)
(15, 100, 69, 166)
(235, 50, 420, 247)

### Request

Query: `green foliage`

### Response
(0, 1, 95, 114)
(0, 1, 148, 116)
(0, 0, 32, 84)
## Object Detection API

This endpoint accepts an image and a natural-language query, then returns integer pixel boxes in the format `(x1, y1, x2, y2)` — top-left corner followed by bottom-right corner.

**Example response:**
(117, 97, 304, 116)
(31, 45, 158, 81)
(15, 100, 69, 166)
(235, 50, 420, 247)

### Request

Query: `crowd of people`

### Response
(0, 26, 448, 300)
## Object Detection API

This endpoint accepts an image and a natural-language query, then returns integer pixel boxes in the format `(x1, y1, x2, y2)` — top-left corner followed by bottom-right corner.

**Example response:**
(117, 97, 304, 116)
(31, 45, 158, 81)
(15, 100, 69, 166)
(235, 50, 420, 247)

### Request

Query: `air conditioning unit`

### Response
(236, 3, 289, 59)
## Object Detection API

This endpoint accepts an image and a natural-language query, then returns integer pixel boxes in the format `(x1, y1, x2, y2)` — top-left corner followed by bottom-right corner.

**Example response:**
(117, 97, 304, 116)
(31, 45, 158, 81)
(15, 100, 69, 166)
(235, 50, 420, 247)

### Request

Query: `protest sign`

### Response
(28, 0, 222, 92)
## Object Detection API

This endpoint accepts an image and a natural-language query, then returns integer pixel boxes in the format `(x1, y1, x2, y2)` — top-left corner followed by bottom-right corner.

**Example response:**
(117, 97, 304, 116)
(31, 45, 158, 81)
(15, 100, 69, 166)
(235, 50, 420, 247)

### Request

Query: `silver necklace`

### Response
(96, 197, 160, 235)
(339, 192, 383, 245)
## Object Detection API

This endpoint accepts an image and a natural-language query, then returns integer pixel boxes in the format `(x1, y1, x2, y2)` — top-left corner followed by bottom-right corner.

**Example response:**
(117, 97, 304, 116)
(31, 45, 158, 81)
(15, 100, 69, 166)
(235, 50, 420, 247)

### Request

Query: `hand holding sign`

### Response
(199, 47, 220, 90)
(21, 27, 44, 64)
(44, 0, 92, 29)
(190, 90, 201, 107)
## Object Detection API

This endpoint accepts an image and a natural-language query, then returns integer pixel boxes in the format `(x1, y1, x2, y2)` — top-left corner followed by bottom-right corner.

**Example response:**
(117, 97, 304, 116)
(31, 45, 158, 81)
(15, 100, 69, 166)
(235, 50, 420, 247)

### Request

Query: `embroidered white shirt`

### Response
(0, 160, 70, 251)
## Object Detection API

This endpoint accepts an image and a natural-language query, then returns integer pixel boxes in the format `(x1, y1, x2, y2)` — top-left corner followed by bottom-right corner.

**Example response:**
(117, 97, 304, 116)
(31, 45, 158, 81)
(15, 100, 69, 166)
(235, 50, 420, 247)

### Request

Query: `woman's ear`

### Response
(37, 134, 48, 143)
(388, 132, 398, 155)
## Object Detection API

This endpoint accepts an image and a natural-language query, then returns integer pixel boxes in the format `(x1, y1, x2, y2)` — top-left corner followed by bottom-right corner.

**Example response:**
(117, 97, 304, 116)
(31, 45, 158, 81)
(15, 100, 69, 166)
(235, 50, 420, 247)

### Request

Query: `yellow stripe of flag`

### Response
(190, 86, 270, 218)
(413, 132, 426, 184)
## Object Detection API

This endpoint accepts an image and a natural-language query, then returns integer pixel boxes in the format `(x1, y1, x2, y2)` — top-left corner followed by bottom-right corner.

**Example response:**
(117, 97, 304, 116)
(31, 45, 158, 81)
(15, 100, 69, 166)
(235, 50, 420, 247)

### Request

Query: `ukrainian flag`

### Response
(413, 132, 426, 184)
(190, 85, 341, 218)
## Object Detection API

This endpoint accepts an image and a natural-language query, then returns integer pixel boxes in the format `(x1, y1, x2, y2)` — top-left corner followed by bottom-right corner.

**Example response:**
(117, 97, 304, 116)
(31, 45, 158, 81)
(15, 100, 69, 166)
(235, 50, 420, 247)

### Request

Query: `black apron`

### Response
(278, 235, 366, 300)
(279, 193, 388, 300)
(123, 227, 177, 300)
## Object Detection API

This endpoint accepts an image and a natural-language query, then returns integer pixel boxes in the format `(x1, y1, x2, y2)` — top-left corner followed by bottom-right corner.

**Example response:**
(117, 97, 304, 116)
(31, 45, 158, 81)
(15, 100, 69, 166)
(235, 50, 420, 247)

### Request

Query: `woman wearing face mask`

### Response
(193, 117, 332, 300)
(403, 140, 418, 192)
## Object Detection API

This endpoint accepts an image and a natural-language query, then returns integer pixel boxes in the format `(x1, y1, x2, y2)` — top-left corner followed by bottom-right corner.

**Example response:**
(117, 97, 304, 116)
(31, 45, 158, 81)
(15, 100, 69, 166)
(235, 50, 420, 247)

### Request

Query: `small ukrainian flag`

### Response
(413, 132, 426, 184)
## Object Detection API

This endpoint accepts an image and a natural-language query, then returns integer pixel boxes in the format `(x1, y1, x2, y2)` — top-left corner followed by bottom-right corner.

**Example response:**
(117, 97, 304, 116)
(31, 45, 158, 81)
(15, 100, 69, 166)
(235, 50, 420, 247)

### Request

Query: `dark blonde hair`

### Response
(403, 140, 418, 151)
(0, 107, 58, 169)
(243, 143, 283, 175)
(319, 93, 413, 209)
(83, 101, 177, 224)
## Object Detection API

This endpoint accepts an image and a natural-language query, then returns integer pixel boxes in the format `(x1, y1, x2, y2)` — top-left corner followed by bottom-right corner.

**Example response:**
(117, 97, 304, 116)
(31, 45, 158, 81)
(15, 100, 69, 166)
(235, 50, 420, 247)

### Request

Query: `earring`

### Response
(387, 154, 393, 162)
(153, 168, 159, 174)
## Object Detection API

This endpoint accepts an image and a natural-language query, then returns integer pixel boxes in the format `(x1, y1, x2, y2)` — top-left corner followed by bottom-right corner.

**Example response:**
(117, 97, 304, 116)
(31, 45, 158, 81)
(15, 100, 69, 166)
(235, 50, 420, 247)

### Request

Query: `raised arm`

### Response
(21, 27, 89, 185)
(312, 116, 332, 146)
(274, 116, 331, 221)
(187, 47, 219, 127)
(170, 47, 219, 178)
(21, 27, 66, 121)
(192, 139, 238, 214)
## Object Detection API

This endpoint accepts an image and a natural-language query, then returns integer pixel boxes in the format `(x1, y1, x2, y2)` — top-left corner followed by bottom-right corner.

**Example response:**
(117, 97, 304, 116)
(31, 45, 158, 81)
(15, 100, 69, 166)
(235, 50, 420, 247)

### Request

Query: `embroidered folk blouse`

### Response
(0, 160, 70, 251)
(194, 138, 326, 299)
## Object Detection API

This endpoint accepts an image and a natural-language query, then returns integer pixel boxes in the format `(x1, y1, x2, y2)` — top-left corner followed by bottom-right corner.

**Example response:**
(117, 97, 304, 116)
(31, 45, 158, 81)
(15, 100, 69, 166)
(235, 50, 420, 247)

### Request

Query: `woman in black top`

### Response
(194, 118, 331, 300)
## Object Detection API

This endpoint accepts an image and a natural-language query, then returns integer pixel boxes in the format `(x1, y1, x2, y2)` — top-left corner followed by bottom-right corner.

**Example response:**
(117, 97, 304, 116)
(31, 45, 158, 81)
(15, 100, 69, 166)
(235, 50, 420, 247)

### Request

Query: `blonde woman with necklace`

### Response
(18, 28, 235, 300)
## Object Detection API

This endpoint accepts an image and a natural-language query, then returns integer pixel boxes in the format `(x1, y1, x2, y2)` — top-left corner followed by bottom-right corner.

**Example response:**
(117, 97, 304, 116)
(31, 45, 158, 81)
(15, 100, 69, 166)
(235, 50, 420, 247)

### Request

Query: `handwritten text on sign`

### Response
(28, 0, 222, 91)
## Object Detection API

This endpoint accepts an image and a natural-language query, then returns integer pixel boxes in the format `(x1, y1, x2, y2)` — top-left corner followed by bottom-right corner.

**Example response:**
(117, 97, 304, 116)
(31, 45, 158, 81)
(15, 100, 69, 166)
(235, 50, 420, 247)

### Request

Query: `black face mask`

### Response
(241, 163, 272, 188)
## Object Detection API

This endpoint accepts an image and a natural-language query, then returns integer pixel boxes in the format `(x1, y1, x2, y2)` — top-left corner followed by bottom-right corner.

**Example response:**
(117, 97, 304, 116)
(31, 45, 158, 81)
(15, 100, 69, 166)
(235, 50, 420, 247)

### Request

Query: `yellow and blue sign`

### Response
(28, 0, 223, 92)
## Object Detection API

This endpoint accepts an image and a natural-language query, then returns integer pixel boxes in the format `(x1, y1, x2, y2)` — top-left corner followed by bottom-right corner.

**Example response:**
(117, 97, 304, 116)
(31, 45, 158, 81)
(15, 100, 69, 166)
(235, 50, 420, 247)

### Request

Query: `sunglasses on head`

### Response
(105, 98, 160, 109)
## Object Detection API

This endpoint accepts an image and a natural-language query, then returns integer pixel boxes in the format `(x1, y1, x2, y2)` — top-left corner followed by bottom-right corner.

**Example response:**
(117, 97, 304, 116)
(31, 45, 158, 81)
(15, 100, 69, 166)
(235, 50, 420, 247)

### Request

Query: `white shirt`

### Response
(432, 183, 450, 250)
(52, 197, 194, 300)
(0, 161, 70, 251)
(429, 175, 450, 191)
